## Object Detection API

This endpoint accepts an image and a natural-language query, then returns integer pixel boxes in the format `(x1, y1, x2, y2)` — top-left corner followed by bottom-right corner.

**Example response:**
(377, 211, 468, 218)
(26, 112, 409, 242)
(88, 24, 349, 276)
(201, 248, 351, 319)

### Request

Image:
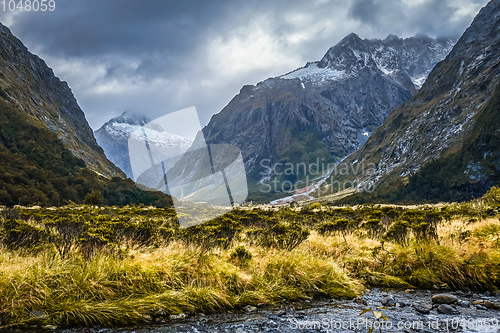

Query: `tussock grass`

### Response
(1, 188, 500, 328)
(0, 241, 358, 328)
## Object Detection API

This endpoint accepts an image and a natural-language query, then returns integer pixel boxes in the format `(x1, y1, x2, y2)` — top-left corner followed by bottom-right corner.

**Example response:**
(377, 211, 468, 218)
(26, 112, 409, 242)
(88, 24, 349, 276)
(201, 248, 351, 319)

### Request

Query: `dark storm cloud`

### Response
(11, 0, 226, 56)
(349, 0, 380, 25)
(347, 0, 486, 38)
(0, 0, 489, 129)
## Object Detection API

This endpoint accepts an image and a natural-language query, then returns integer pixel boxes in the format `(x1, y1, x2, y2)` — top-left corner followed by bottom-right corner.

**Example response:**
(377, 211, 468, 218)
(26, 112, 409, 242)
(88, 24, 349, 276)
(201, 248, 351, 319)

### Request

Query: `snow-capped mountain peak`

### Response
(95, 111, 192, 179)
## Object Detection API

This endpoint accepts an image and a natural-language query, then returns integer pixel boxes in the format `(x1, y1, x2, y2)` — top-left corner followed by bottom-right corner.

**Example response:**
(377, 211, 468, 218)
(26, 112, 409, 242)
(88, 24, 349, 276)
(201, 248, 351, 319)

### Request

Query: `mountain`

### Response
(95, 111, 192, 179)
(326, 0, 500, 204)
(0, 22, 123, 178)
(200, 33, 455, 202)
(0, 22, 172, 207)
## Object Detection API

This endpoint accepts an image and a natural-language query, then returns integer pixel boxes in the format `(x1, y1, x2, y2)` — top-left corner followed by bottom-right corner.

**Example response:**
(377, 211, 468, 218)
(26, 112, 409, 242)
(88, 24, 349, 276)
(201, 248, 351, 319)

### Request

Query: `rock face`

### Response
(329, 0, 500, 203)
(95, 111, 192, 179)
(200, 33, 454, 201)
(0, 22, 123, 178)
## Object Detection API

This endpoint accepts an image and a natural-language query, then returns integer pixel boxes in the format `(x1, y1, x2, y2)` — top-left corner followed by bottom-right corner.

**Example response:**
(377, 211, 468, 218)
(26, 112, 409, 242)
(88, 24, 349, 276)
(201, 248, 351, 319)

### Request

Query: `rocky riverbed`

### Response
(12, 289, 500, 333)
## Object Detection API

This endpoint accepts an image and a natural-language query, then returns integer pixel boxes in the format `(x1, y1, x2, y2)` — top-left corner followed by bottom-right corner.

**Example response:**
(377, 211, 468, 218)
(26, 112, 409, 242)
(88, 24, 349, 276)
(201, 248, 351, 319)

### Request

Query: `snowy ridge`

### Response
(280, 33, 455, 91)
(280, 62, 348, 82)
(107, 122, 192, 149)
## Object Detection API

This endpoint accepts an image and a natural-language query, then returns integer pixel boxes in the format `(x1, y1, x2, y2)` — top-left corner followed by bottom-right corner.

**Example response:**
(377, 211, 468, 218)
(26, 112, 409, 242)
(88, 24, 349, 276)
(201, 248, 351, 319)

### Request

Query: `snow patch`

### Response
(281, 63, 347, 82)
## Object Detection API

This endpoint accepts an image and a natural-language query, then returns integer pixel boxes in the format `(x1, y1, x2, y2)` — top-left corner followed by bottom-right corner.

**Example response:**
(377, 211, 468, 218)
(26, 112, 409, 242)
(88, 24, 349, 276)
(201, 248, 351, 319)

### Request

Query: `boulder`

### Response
(413, 302, 432, 314)
(437, 304, 459, 315)
(432, 294, 457, 304)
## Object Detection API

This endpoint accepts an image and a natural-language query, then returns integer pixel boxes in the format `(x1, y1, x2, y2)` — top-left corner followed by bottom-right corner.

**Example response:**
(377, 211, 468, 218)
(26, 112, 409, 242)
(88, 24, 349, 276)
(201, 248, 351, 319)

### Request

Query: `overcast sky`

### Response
(0, 0, 488, 130)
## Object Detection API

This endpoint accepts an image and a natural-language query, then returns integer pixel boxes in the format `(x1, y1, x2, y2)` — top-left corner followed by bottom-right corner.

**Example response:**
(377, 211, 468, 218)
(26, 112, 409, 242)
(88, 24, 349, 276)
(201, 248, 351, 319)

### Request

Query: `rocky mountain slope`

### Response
(0, 22, 173, 207)
(200, 33, 454, 201)
(328, 0, 500, 203)
(95, 111, 192, 179)
(0, 22, 123, 178)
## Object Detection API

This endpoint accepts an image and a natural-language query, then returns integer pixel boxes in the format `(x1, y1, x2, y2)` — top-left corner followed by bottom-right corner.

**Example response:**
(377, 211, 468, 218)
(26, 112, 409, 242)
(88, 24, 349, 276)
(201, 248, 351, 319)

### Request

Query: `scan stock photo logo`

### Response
(128, 107, 248, 228)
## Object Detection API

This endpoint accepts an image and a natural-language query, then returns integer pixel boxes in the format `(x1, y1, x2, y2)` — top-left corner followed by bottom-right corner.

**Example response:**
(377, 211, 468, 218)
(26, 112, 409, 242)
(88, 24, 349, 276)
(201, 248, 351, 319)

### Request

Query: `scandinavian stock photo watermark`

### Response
(259, 158, 391, 195)
(288, 316, 500, 332)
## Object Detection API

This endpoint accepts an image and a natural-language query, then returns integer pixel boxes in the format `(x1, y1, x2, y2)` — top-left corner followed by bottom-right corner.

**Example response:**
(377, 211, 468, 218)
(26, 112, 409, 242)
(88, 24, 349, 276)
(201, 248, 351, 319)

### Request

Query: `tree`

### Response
(84, 190, 104, 206)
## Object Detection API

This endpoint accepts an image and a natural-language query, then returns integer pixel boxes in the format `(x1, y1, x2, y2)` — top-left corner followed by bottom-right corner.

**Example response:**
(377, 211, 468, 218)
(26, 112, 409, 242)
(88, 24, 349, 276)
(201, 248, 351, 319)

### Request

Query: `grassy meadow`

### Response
(1, 187, 500, 328)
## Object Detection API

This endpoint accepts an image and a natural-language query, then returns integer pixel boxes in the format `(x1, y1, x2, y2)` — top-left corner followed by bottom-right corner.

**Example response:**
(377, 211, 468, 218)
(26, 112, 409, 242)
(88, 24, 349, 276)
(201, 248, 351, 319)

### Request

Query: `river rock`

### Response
(355, 297, 368, 305)
(413, 302, 432, 314)
(170, 313, 187, 320)
(437, 304, 459, 315)
(484, 301, 500, 310)
(42, 325, 57, 330)
(432, 294, 457, 304)
(243, 305, 257, 313)
(381, 297, 396, 306)
(477, 305, 488, 311)
(457, 300, 470, 307)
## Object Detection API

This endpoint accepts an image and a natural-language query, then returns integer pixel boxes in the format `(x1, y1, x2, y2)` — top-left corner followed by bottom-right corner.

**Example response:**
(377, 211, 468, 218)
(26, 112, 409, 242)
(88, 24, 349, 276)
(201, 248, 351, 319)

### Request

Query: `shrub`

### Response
(382, 220, 410, 245)
(230, 245, 252, 267)
(180, 216, 242, 250)
(46, 216, 84, 259)
(317, 219, 350, 236)
(1, 218, 50, 251)
(308, 203, 322, 210)
(411, 222, 438, 243)
(483, 186, 500, 208)
(84, 191, 104, 206)
(252, 221, 310, 251)
(360, 219, 384, 237)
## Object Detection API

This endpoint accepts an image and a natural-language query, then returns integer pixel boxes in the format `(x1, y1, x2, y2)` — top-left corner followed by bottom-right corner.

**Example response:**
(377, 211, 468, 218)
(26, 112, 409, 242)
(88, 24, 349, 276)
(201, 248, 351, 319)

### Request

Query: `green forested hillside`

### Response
(0, 93, 172, 207)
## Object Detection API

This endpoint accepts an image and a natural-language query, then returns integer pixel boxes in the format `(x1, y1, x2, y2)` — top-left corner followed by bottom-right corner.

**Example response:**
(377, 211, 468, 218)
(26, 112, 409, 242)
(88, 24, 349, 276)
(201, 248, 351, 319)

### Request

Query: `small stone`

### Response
(405, 289, 415, 293)
(42, 325, 57, 330)
(257, 303, 267, 308)
(477, 305, 488, 311)
(275, 310, 286, 316)
(484, 291, 491, 297)
(484, 301, 500, 310)
(243, 305, 257, 313)
(355, 297, 367, 305)
(170, 313, 187, 320)
(455, 290, 464, 296)
(494, 291, 500, 298)
(457, 300, 470, 307)
(432, 294, 458, 304)
(437, 304, 459, 315)
(381, 297, 396, 306)
(398, 301, 407, 307)
(413, 302, 433, 314)
(156, 310, 167, 317)
(473, 300, 485, 305)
